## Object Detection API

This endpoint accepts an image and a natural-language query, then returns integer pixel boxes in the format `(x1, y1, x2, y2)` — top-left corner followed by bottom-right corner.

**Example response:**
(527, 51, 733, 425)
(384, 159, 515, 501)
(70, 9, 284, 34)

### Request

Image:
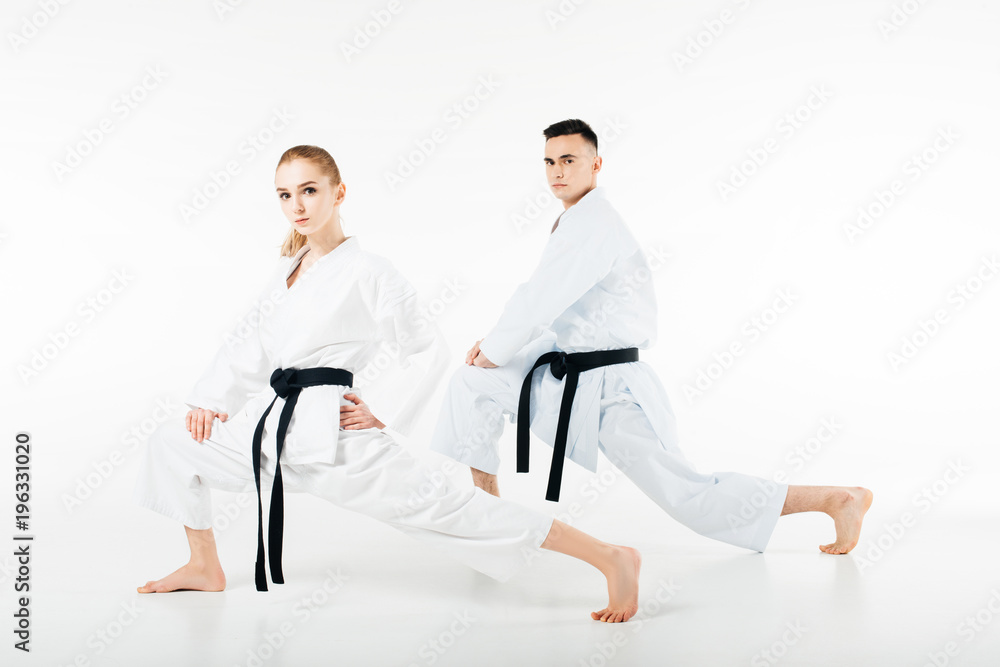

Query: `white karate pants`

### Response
(132, 415, 554, 583)
(430, 363, 789, 553)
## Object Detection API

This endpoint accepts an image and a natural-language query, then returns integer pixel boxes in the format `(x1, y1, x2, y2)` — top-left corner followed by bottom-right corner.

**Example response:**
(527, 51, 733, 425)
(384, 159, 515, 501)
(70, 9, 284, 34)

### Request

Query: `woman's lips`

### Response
(294, 218, 309, 224)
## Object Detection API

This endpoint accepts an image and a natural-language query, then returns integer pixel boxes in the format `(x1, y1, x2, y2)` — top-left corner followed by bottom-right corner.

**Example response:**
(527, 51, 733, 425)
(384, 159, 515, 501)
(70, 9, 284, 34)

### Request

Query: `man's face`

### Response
(544, 133, 602, 208)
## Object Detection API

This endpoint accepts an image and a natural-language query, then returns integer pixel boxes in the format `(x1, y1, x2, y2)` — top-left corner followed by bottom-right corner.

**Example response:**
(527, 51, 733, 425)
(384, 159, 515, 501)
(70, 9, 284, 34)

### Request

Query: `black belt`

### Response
(251, 366, 353, 591)
(517, 348, 638, 502)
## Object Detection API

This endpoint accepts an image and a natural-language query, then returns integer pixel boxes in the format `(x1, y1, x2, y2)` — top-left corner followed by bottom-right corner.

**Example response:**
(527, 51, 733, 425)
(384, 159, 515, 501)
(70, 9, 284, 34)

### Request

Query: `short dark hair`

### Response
(543, 118, 598, 154)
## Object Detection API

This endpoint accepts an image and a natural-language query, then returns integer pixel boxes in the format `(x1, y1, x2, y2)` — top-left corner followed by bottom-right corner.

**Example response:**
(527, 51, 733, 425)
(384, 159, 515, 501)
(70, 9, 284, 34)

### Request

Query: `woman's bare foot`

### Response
(819, 486, 874, 554)
(591, 545, 641, 623)
(137, 562, 226, 593)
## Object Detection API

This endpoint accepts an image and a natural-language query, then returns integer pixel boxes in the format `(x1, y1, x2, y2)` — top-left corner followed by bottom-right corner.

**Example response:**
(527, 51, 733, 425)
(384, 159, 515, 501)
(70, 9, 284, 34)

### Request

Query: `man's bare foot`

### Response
(471, 468, 499, 497)
(819, 486, 873, 554)
(137, 562, 226, 593)
(591, 546, 641, 623)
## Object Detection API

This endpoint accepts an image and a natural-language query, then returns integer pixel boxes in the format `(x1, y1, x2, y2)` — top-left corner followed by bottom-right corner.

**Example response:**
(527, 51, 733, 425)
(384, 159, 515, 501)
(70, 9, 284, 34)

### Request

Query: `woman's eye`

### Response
(304, 187, 316, 194)
(279, 193, 288, 199)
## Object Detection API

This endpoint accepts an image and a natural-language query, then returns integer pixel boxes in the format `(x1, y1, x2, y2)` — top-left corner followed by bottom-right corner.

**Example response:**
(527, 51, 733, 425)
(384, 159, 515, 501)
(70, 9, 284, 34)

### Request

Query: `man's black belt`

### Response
(251, 366, 353, 591)
(516, 347, 638, 502)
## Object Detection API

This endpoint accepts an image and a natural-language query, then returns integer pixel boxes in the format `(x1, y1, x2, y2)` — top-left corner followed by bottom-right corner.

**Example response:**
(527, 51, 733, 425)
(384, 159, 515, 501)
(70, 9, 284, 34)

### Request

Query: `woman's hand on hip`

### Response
(341, 393, 385, 430)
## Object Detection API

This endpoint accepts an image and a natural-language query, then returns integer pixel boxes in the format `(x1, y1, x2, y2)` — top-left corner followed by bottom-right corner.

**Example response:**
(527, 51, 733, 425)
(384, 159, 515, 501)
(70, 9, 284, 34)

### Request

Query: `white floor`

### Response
(19, 479, 1000, 667)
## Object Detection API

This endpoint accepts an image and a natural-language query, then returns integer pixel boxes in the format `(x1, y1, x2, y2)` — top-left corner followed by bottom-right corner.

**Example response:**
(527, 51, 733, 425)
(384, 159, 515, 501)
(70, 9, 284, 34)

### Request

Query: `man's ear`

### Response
(592, 155, 603, 174)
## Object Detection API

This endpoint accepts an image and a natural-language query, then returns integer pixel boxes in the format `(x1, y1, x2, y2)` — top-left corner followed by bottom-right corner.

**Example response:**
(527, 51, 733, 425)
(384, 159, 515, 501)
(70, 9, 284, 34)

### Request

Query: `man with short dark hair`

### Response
(431, 118, 872, 555)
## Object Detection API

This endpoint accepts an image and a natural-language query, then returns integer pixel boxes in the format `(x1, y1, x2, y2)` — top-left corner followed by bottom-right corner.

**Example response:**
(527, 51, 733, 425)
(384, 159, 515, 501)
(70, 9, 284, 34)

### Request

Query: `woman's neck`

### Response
(305, 222, 348, 258)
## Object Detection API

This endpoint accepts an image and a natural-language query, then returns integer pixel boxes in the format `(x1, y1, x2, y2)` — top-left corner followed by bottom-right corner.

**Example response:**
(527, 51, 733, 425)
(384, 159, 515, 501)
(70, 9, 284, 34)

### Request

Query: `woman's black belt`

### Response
(516, 347, 638, 502)
(251, 366, 353, 591)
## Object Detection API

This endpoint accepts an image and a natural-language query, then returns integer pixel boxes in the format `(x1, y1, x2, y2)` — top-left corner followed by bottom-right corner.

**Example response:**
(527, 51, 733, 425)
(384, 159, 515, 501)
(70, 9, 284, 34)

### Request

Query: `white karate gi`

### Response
(430, 187, 788, 552)
(132, 237, 553, 582)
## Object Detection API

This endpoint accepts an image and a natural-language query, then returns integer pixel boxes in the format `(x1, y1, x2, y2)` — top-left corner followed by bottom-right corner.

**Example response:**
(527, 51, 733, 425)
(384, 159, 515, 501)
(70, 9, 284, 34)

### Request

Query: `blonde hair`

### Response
(275, 145, 343, 257)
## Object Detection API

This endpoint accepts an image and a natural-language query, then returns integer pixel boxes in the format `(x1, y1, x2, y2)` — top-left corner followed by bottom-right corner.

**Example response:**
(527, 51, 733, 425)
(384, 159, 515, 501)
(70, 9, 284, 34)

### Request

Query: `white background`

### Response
(1, 1, 998, 665)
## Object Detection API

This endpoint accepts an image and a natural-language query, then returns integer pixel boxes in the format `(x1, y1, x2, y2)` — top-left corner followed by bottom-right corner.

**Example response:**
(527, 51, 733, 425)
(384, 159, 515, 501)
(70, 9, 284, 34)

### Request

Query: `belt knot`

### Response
(548, 352, 569, 380)
(269, 368, 296, 398)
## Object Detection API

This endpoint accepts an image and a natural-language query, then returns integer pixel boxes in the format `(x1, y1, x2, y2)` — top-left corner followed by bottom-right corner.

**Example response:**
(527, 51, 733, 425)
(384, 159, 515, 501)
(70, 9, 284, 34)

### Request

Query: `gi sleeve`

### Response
(358, 272, 452, 439)
(478, 210, 619, 366)
(184, 292, 275, 416)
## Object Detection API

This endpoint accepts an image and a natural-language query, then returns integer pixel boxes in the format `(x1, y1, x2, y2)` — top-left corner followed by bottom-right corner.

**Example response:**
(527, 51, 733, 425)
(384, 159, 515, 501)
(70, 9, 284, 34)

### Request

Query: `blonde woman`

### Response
(132, 145, 641, 623)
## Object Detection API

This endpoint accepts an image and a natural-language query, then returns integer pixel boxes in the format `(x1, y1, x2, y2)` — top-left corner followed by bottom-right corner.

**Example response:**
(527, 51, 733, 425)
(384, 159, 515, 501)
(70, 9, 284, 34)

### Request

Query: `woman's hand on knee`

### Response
(340, 393, 385, 430)
(465, 338, 483, 365)
(185, 408, 228, 443)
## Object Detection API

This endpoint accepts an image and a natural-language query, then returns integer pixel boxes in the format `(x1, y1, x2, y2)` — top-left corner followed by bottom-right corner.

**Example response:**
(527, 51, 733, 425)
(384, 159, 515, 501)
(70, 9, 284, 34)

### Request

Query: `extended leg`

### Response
(781, 485, 874, 554)
(307, 431, 641, 621)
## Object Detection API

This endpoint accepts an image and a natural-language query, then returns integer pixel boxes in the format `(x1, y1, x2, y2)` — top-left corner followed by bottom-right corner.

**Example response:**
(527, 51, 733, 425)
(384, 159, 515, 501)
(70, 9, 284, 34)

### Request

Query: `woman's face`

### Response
(274, 158, 345, 236)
